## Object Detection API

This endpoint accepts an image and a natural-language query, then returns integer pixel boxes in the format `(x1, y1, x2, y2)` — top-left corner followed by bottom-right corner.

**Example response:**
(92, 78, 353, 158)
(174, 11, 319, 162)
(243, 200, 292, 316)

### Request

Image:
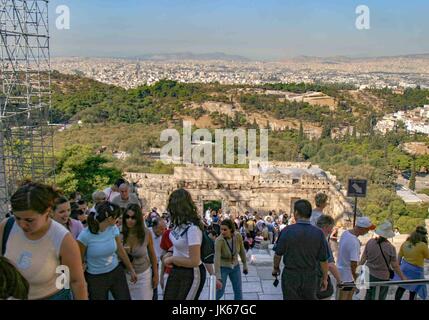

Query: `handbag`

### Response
(317, 275, 334, 300)
(378, 242, 394, 279)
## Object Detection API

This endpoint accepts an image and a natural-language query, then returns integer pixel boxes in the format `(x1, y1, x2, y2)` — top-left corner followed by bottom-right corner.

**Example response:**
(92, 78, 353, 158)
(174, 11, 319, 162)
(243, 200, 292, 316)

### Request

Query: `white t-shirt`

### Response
(256, 220, 265, 231)
(337, 230, 361, 283)
(310, 209, 323, 226)
(205, 210, 212, 225)
(149, 227, 163, 261)
(103, 187, 120, 202)
(169, 224, 202, 260)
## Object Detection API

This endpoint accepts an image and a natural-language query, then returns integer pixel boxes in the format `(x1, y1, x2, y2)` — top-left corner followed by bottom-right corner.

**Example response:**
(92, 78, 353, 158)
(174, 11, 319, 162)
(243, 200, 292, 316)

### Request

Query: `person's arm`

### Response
(350, 261, 358, 281)
(272, 230, 287, 275)
(320, 260, 329, 291)
(237, 234, 248, 272)
(214, 238, 223, 288)
(359, 244, 368, 265)
(392, 260, 407, 280)
(76, 232, 88, 272)
(422, 243, 429, 260)
(166, 245, 201, 268)
(328, 263, 342, 283)
(115, 236, 137, 283)
(273, 254, 282, 276)
(164, 226, 202, 268)
(146, 232, 159, 289)
(350, 239, 361, 281)
(398, 244, 404, 263)
(60, 234, 88, 300)
(204, 263, 215, 276)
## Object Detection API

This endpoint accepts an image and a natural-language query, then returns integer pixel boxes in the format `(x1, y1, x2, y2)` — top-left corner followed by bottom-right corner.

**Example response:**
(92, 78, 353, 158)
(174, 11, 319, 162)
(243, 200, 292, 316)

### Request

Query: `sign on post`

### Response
(347, 179, 367, 227)
(347, 179, 367, 198)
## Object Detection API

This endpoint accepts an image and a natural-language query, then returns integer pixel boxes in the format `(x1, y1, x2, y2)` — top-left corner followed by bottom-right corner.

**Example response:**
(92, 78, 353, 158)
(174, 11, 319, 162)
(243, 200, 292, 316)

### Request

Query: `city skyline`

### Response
(49, 0, 429, 61)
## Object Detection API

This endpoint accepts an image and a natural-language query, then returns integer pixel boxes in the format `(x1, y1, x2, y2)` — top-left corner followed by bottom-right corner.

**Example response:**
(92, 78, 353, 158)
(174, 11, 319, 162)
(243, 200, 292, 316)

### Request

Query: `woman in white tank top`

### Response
(0, 182, 87, 300)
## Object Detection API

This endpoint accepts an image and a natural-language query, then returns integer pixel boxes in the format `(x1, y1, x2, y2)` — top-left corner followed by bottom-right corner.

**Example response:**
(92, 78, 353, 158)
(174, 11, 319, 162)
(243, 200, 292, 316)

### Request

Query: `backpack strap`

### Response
(2, 217, 15, 256)
(378, 242, 392, 272)
(180, 225, 192, 237)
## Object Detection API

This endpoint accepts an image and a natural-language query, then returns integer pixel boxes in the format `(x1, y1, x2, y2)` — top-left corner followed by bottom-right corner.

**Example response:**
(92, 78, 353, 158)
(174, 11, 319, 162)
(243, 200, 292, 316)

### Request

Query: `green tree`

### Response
(409, 160, 416, 191)
(55, 144, 122, 197)
(298, 121, 304, 142)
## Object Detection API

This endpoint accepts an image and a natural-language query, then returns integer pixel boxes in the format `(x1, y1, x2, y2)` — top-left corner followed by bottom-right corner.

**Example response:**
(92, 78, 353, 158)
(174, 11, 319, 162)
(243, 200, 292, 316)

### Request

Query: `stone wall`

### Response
(125, 162, 353, 223)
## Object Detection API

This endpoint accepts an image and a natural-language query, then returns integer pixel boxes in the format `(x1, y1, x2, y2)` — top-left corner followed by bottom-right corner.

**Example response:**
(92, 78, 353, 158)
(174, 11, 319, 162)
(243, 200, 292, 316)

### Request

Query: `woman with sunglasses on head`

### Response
(162, 189, 206, 300)
(122, 204, 159, 300)
(0, 181, 87, 300)
(77, 201, 137, 300)
(52, 196, 84, 239)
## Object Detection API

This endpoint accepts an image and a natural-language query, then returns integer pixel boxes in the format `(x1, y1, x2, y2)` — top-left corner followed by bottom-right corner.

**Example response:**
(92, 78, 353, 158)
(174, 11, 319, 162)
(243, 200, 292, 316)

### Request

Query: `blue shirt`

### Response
(77, 225, 120, 275)
(275, 220, 329, 274)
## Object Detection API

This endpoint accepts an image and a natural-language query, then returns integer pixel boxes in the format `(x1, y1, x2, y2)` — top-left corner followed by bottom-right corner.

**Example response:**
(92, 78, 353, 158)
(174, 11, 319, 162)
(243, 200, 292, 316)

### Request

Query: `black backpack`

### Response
(2, 217, 15, 256)
(181, 225, 214, 264)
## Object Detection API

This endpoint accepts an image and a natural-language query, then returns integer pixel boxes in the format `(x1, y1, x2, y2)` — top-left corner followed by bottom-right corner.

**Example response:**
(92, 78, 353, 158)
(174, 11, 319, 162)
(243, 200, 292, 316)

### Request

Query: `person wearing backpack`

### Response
(0, 182, 87, 300)
(162, 189, 207, 300)
(215, 219, 248, 300)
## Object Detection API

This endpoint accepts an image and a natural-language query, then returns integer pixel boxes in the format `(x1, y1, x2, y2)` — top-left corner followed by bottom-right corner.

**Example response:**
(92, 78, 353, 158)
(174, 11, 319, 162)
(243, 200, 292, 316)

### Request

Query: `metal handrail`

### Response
(208, 275, 217, 300)
(337, 279, 429, 287)
(335, 279, 429, 300)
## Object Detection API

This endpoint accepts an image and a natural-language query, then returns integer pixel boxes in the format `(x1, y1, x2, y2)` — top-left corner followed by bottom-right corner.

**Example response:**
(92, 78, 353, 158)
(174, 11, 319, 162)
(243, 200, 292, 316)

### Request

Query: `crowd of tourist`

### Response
(1, 180, 428, 301)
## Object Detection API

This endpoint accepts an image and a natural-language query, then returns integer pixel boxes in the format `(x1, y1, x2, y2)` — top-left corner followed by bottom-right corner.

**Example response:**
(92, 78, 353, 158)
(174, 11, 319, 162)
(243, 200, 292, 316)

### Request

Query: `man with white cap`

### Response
(337, 216, 375, 300)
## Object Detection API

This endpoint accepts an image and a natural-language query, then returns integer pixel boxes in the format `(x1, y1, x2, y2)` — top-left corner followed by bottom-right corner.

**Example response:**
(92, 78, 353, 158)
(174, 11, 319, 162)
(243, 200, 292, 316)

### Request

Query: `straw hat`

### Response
(375, 221, 395, 239)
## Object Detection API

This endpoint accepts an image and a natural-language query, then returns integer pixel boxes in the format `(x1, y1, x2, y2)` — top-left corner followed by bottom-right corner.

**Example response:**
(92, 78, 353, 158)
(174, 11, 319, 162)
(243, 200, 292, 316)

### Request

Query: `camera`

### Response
(273, 276, 279, 287)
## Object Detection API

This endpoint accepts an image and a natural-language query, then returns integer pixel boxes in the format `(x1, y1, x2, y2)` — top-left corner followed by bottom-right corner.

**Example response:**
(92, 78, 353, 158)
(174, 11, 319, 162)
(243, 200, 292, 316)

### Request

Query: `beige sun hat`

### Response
(375, 221, 395, 239)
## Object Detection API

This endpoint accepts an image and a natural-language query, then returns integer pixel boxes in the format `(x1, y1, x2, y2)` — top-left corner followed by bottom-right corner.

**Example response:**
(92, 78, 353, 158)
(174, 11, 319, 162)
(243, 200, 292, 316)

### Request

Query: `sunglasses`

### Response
(124, 214, 137, 220)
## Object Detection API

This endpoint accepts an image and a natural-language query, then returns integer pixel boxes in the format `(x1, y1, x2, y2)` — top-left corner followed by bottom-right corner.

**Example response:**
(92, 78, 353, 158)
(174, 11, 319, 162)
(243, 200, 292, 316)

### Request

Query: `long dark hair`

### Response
(407, 226, 428, 246)
(122, 203, 146, 245)
(11, 181, 61, 214)
(167, 189, 203, 231)
(87, 202, 121, 234)
(0, 257, 29, 300)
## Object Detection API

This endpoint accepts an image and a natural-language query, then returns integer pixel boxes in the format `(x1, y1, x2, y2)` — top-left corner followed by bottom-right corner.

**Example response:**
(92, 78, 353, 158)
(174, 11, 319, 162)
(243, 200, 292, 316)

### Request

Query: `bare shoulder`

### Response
(60, 233, 79, 254)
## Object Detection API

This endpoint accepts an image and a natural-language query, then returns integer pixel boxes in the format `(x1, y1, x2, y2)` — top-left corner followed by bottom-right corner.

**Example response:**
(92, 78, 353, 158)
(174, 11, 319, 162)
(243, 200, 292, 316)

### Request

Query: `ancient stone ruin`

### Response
(126, 161, 354, 224)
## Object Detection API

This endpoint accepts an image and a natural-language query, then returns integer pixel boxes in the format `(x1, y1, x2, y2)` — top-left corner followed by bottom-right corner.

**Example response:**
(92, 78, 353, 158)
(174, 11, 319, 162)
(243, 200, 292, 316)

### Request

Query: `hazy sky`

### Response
(49, 0, 429, 60)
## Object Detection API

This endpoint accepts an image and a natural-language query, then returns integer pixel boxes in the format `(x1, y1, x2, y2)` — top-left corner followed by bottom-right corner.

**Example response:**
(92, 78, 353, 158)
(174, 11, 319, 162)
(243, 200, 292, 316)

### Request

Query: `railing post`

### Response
(375, 285, 381, 300)
(335, 284, 342, 300)
(208, 275, 217, 300)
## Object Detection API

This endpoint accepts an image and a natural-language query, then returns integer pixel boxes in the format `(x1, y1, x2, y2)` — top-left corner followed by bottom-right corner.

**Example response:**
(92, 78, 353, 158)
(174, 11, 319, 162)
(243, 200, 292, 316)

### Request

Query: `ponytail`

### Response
(87, 210, 100, 234)
(87, 201, 121, 234)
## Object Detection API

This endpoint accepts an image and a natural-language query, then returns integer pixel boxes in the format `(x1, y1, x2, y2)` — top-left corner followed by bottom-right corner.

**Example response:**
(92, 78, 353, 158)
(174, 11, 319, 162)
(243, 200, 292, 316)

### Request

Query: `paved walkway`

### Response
(158, 246, 283, 300)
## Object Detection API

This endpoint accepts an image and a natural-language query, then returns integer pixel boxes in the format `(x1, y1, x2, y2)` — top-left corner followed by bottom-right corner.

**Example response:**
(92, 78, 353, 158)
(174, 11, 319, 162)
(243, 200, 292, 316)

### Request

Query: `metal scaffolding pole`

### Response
(0, 0, 54, 218)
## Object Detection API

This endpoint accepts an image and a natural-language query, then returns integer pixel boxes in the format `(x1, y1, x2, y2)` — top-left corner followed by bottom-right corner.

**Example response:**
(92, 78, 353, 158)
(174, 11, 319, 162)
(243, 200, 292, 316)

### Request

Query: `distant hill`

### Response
(281, 53, 429, 63)
(130, 52, 250, 61)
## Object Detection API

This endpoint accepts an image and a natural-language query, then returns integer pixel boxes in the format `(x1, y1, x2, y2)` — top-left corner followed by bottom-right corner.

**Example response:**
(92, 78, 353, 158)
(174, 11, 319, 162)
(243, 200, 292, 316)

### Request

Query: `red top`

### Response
(160, 229, 173, 274)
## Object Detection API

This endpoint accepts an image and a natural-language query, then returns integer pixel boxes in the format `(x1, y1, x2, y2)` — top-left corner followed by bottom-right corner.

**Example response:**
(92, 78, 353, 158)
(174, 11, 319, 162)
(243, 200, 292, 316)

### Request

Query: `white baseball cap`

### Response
(356, 216, 376, 230)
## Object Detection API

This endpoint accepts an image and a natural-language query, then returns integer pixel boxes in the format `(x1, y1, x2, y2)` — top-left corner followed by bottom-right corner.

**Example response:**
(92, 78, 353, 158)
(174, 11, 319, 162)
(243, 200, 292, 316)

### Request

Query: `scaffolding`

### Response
(0, 0, 54, 218)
